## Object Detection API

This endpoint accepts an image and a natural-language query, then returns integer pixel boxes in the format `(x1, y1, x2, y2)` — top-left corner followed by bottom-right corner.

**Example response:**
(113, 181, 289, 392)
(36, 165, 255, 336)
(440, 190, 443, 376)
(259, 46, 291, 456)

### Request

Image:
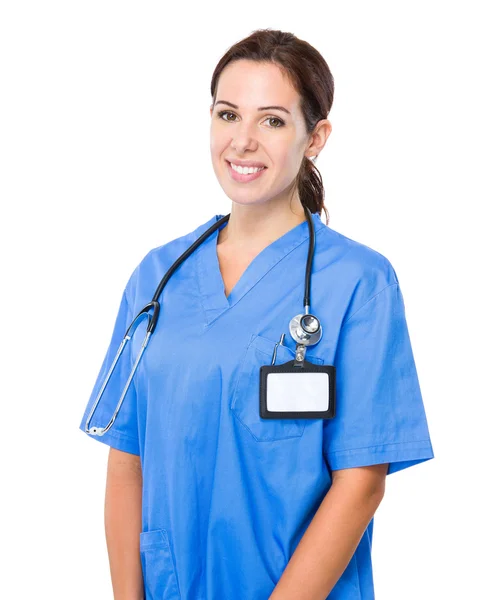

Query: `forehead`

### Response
(216, 60, 300, 112)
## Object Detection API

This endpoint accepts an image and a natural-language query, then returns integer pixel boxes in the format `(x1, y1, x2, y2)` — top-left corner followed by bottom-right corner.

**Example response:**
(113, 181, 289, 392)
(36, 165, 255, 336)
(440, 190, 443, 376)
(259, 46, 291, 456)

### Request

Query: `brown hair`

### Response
(210, 28, 335, 224)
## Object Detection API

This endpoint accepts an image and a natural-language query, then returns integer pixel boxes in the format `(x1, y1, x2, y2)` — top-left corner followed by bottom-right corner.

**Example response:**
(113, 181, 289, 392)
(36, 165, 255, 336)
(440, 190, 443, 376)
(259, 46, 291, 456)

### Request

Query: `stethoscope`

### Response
(85, 204, 322, 437)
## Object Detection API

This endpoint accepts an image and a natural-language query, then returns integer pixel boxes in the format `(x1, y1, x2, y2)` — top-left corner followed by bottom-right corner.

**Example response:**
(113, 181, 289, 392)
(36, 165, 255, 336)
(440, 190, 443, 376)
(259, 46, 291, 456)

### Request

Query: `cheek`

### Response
(209, 130, 218, 153)
(210, 118, 228, 140)
(210, 129, 228, 158)
(268, 131, 299, 162)
(271, 145, 301, 178)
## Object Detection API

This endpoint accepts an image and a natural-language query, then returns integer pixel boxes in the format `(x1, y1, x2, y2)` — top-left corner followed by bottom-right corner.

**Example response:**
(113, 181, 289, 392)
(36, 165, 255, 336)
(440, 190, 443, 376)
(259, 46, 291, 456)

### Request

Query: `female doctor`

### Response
(79, 29, 434, 600)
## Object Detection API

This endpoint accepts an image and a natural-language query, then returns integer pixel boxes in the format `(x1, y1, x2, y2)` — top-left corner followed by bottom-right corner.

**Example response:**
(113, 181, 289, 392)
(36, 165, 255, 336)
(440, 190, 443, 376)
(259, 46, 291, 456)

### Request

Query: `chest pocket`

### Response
(230, 334, 325, 442)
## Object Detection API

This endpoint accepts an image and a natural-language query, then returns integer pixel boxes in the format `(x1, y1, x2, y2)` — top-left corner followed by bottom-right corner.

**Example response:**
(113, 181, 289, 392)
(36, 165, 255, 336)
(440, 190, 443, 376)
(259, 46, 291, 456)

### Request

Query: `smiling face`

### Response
(210, 59, 329, 210)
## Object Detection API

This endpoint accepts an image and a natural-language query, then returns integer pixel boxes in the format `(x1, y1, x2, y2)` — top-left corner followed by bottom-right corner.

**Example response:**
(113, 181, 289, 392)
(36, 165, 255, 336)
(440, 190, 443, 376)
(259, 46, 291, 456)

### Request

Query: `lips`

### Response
(225, 159, 267, 170)
(226, 159, 267, 183)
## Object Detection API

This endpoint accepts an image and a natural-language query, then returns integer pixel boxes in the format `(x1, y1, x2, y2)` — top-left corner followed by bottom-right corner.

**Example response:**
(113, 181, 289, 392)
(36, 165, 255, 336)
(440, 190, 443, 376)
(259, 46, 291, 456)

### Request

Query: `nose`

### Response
(230, 131, 259, 154)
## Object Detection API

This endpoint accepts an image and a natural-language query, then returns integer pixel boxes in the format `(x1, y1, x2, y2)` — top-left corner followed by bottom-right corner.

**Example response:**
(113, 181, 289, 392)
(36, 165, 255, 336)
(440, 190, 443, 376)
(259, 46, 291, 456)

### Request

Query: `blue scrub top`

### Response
(79, 212, 434, 600)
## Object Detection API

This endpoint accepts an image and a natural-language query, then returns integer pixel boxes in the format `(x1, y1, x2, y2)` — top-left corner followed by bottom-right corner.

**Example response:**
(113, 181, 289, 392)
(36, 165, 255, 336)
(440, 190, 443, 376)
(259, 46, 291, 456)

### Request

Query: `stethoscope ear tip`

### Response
(87, 426, 105, 436)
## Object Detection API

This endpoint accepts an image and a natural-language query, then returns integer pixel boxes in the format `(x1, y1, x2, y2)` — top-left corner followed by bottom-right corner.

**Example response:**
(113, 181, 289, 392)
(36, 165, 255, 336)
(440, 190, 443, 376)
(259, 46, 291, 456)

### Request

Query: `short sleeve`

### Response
(323, 283, 434, 475)
(78, 287, 140, 455)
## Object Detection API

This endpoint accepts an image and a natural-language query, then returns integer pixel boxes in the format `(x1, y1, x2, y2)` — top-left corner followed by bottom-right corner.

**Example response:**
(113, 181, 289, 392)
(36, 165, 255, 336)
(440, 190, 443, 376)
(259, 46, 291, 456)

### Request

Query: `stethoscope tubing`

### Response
(85, 206, 316, 436)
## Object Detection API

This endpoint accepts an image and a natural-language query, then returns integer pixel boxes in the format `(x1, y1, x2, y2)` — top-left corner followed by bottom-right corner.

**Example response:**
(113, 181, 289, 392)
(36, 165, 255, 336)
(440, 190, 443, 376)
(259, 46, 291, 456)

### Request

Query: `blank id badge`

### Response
(260, 356, 336, 420)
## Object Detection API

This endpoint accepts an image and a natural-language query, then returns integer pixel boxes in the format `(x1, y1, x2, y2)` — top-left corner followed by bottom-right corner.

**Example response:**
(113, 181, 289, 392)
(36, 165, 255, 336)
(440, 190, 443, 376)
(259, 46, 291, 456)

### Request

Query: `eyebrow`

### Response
(214, 100, 291, 115)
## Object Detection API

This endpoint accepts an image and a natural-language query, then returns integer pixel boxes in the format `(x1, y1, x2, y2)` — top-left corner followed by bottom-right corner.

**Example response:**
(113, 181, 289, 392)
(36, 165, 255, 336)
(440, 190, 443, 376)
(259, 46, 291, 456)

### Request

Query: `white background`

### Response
(1, 1, 479, 598)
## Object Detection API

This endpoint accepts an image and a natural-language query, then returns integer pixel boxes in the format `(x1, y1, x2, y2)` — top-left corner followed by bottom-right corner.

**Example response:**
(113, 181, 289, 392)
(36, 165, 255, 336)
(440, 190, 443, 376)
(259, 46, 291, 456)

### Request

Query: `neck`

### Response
(218, 198, 307, 249)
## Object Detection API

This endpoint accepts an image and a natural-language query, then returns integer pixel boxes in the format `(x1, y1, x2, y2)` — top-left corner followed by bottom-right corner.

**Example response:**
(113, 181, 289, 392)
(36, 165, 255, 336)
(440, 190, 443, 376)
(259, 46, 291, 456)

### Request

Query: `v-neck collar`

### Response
(196, 212, 326, 326)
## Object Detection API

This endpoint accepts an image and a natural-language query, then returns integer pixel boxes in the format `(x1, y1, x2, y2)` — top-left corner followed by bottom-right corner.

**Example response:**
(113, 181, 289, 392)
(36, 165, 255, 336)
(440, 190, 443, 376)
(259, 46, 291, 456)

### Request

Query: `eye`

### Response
(216, 110, 285, 129)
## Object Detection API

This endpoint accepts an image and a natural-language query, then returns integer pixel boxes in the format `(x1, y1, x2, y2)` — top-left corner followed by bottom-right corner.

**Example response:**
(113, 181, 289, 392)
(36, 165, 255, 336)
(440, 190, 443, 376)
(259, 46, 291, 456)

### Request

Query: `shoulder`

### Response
(123, 214, 220, 305)
(315, 222, 400, 320)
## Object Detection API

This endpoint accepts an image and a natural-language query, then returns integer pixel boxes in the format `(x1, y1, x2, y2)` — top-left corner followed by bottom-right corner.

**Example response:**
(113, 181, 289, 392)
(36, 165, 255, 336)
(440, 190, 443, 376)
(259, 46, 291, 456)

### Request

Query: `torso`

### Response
(91, 212, 410, 600)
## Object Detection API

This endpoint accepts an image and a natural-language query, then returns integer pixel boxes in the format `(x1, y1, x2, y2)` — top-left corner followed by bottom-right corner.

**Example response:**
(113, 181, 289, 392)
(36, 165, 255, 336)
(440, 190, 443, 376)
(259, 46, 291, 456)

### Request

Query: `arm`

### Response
(269, 463, 389, 600)
(105, 447, 144, 600)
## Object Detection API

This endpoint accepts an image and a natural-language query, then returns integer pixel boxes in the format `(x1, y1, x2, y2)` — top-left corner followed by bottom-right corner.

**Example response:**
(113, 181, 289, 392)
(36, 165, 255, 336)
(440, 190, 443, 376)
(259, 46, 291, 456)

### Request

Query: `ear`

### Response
(306, 119, 332, 159)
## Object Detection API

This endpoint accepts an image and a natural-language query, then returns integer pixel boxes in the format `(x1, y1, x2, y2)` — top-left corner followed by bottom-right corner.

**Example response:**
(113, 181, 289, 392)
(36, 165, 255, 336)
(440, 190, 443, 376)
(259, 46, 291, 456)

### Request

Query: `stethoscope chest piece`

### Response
(289, 313, 322, 346)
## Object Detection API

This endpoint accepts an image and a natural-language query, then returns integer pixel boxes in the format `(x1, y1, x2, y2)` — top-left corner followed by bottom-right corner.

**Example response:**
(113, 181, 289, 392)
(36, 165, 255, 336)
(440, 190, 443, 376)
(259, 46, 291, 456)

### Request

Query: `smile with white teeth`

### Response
(229, 162, 266, 174)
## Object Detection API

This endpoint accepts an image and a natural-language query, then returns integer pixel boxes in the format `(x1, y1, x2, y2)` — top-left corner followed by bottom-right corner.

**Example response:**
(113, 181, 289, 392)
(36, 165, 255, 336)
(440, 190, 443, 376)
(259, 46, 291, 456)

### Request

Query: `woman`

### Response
(79, 29, 434, 600)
